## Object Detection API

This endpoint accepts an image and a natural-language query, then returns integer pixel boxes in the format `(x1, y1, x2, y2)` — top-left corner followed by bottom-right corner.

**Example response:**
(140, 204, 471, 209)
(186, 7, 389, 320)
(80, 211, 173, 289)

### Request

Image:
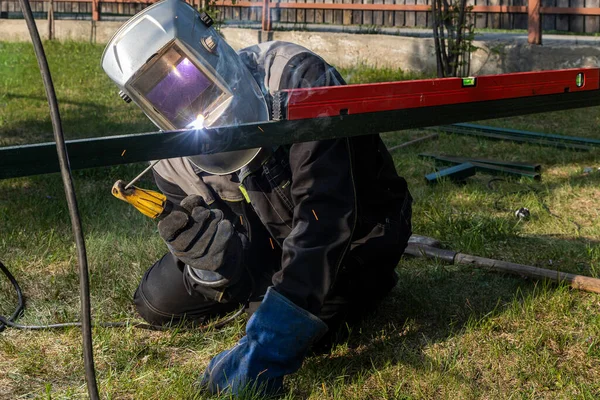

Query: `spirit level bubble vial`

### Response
(576, 73, 585, 88)
(462, 77, 477, 87)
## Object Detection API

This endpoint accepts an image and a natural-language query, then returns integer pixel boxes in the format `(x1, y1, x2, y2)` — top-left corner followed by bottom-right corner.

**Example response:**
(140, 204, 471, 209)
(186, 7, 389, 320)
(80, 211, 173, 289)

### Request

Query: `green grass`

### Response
(338, 64, 436, 83)
(2, 41, 600, 399)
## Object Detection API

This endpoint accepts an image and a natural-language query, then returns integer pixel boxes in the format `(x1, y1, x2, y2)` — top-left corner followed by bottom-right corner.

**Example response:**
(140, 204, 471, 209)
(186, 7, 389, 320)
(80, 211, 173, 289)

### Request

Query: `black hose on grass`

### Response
(0, 261, 24, 333)
(0, 301, 245, 331)
(4, 5, 246, 398)
(16, 0, 99, 397)
(0, 259, 245, 332)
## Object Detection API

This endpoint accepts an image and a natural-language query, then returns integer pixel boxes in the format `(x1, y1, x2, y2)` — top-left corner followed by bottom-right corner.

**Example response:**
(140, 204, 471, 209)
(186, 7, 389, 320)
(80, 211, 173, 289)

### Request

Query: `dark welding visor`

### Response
(128, 42, 232, 130)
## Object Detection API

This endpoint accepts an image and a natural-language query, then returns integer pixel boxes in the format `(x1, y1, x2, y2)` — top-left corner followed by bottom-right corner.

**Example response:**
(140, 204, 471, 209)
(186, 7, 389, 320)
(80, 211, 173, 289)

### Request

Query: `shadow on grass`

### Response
(0, 164, 158, 239)
(0, 92, 153, 146)
(4, 92, 105, 109)
(301, 230, 600, 396)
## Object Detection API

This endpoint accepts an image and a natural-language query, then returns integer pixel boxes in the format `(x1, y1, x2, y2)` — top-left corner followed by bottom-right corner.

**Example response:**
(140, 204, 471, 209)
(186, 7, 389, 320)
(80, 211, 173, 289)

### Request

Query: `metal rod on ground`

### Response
(125, 160, 161, 189)
(419, 153, 542, 172)
(425, 162, 477, 184)
(387, 133, 439, 151)
(406, 235, 600, 294)
(433, 125, 593, 151)
(453, 123, 600, 146)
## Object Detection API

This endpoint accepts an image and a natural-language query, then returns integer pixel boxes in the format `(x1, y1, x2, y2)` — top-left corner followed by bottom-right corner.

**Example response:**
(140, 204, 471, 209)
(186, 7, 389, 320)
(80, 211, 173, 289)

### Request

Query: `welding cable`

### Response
(0, 256, 246, 331)
(0, 261, 24, 333)
(0, 258, 243, 331)
(17, 0, 99, 398)
(0, 306, 245, 331)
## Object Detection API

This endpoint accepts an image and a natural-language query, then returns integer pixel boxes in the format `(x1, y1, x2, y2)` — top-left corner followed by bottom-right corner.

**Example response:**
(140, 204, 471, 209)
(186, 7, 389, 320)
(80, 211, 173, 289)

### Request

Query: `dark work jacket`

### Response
(153, 41, 412, 315)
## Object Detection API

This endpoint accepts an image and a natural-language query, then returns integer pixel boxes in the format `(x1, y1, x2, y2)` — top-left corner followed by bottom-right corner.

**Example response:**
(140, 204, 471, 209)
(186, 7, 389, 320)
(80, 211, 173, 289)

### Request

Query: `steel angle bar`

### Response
(2, 79, 600, 180)
(469, 162, 541, 180)
(453, 123, 600, 147)
(387, 133, 439, 152)
(434, 125, 594, 151)
(424, 160, 540, 183)
(425, 163, 477, 184)
(419, 153, 541, 172)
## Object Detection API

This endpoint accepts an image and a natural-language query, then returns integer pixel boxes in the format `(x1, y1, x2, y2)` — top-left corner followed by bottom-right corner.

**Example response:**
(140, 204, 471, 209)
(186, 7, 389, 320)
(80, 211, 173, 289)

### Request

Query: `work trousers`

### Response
(133, 198, 412, 338)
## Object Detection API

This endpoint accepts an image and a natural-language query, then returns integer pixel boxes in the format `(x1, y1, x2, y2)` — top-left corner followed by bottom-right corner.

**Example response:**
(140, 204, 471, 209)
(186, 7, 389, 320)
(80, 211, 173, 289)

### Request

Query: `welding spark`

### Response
(186, 114, 206, 129)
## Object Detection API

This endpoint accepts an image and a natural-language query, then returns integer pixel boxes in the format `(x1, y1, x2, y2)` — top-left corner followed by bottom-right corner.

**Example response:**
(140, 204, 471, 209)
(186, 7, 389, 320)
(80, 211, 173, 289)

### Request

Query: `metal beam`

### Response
(419, 153, 542, 172)
(425, 163, 477, 184)
(2, 89, 600, 180)
(434, 125, 594, 151)
(452, 123, 600, 146)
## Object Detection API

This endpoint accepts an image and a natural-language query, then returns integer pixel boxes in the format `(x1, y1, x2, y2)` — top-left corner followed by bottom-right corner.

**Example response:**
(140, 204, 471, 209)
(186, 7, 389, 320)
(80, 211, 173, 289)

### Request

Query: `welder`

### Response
(102, 0, 412, 396)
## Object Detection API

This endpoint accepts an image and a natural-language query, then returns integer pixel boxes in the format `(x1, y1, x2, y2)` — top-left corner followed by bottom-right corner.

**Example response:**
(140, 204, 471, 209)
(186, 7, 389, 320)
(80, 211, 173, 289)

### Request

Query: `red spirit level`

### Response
(275, 68, 599, 120)
(2, 68, 600, 179)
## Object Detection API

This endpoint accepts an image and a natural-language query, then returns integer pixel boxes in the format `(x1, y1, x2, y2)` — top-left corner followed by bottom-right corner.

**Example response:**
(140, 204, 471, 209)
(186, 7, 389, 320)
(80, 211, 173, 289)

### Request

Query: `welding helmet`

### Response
(101, 0, 269, 174)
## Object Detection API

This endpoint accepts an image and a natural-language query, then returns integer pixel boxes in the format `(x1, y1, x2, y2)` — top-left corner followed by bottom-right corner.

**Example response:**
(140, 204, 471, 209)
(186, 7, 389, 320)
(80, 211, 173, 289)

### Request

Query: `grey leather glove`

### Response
(157, 195, 245, 301)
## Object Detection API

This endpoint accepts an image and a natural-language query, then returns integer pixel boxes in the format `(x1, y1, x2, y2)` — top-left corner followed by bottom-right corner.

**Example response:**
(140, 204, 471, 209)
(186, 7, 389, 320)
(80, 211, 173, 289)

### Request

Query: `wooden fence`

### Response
(2, 0, 600, 43)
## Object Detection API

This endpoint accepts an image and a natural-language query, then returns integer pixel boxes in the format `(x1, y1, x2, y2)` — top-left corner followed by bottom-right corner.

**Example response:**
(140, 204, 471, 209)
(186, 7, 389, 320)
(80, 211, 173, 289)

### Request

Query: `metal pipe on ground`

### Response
(434, 124, 598, 150)
(418, 153, 542, 172)
(406, 235, 600, 294)
(453, 123, 600, 147)
(387, 133, 439, 152)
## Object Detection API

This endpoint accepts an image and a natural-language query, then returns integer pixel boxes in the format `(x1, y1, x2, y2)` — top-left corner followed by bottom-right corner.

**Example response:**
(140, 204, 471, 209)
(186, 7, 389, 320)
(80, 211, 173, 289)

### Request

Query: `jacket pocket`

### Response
(349, 211, 412, 271)
(241, 166, 294, 243)
(262, 154, 294, 212)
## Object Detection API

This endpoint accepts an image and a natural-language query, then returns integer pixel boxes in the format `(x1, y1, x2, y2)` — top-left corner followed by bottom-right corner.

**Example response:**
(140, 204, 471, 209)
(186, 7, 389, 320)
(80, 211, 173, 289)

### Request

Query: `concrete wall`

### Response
(0, 20, 124, 43)
(1, 19, 599, 75)
(223, 28, 600, 75)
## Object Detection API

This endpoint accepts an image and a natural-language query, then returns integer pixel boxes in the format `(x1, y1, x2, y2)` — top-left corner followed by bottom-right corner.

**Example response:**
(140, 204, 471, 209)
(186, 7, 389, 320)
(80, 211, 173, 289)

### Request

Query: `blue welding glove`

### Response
(200, 287, 328, 396)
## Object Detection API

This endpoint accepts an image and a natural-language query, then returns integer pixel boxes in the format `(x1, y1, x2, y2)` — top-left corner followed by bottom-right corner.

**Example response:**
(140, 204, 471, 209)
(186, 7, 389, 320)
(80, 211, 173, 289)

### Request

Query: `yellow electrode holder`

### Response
(111, 180, 168, 219)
